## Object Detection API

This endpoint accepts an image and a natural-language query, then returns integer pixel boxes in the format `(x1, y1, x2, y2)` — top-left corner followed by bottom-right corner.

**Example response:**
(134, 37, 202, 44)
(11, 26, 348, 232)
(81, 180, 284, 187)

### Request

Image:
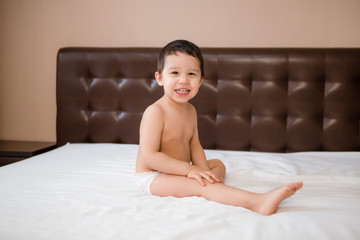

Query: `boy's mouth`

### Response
(175, 88, 190, 94)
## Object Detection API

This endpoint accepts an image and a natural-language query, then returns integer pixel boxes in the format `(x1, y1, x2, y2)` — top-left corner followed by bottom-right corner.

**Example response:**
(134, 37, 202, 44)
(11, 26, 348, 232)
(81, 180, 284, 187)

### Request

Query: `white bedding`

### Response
(0, 143, 359, 240)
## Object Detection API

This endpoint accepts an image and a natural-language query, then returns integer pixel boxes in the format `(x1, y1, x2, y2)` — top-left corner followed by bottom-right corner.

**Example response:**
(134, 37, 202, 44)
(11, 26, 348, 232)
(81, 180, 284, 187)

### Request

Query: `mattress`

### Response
(0, 143, 359, 240)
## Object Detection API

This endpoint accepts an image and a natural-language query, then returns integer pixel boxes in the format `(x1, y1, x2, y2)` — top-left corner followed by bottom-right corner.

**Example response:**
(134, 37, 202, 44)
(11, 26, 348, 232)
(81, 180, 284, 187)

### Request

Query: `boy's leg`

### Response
(150, 173, 204, 198)
(150, 159, 225, 198)
(150, 172, 303, 216)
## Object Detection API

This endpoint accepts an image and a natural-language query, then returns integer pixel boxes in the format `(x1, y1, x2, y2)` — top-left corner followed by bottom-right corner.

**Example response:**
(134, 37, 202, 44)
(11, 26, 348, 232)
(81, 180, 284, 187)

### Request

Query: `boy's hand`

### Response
(186, 165, 222, 186)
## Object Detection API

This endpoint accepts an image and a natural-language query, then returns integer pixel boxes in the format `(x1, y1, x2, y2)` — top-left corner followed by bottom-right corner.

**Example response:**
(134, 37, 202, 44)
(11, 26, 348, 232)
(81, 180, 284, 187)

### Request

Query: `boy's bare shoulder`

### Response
(143, 100, 165, 118)
(187, 103, 196, 112)
(143, 101, 196, 119)
(186, 103, 197, 117)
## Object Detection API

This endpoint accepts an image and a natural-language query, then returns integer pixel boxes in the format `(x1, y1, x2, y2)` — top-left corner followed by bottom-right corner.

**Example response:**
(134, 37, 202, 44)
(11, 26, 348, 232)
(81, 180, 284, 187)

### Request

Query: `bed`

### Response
(0, 47, 359, 239)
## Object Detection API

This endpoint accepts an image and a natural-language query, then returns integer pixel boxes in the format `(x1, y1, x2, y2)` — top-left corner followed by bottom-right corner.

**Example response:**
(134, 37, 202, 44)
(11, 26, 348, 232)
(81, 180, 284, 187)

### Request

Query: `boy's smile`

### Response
(175, 88, 190, 96)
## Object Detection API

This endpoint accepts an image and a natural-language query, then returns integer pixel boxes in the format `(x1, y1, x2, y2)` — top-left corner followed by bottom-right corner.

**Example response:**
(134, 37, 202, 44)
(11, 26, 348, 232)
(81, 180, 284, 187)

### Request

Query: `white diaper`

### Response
(134, 171, 160, 194)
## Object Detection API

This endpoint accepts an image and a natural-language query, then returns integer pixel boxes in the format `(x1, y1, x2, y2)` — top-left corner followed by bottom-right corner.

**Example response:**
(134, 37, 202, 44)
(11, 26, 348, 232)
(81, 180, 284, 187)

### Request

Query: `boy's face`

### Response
(155, 51, 204, 105)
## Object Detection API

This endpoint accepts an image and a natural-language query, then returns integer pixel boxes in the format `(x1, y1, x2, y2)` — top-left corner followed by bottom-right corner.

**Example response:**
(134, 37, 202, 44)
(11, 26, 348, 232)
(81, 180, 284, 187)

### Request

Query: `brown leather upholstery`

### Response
(57, 48, 360, 152)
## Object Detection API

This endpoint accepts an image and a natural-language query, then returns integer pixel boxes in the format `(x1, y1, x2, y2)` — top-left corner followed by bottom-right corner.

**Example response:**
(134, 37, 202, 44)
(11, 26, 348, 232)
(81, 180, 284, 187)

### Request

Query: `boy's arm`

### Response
(189, 129, 222, 185)
(189, 107, 222, 184)
(139, 105, 192, 176)
(190, 126, 210, 171)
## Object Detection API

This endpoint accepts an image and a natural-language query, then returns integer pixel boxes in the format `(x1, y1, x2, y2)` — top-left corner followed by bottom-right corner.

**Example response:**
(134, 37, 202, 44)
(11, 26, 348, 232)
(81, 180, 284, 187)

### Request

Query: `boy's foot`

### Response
(256, 181, 303, 216)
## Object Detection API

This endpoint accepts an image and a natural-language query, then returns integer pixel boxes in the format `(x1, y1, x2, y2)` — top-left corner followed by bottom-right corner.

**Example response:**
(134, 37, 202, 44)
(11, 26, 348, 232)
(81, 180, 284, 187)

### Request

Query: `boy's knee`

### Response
(214, 158, 225, 167)
(209, 159, 226, 171)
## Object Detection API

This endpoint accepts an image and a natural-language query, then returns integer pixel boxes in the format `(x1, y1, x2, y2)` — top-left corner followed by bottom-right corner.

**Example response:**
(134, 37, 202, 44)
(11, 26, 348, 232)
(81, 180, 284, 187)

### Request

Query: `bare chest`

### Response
(162, 113, 194, 144)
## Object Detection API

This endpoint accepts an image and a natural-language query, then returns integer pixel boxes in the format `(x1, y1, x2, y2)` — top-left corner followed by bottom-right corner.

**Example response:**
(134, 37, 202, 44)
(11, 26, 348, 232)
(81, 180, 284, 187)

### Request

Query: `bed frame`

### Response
(56, 48, 360, 152)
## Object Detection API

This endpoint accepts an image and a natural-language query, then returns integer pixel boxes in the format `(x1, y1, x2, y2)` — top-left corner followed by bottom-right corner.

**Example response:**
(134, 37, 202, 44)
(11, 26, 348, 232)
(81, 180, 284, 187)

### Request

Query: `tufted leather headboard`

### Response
(57, 48, 360, 152)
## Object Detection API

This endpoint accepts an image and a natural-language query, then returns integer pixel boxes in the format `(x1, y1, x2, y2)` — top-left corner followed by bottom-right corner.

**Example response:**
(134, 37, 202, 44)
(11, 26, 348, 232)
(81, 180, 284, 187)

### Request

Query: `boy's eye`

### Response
(189, 72, 196, 76)
(171, 71, 178, 75)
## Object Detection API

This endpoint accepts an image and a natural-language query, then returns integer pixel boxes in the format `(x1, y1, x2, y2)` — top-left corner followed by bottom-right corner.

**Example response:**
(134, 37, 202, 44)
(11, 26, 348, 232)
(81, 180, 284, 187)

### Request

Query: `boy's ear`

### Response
(155, 72, 163, 86)
(200, 77, 204, 85)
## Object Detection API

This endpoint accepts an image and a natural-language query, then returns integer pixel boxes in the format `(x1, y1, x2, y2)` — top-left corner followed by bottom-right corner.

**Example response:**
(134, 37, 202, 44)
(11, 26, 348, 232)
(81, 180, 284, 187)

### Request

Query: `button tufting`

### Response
(57, 48, 360, 151)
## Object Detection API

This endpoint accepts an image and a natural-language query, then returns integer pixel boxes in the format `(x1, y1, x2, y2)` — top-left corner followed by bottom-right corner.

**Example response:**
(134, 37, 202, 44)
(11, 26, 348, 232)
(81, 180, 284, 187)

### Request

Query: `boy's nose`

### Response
(179, 74, 189, 83)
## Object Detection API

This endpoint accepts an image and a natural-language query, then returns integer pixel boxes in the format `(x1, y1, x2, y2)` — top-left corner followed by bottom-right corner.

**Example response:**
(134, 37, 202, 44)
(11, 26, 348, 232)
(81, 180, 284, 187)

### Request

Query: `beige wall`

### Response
(1, 0, 360, 142)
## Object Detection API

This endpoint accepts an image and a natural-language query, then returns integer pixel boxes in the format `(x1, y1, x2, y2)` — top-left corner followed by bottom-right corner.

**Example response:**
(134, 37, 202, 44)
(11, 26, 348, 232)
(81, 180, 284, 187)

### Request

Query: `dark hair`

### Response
(157, 40, 204, 77)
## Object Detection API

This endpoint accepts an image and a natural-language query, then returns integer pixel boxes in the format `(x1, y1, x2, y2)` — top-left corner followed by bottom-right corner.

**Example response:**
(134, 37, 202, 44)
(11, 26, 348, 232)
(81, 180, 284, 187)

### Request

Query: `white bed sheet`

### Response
(0, 143, 359, 240)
